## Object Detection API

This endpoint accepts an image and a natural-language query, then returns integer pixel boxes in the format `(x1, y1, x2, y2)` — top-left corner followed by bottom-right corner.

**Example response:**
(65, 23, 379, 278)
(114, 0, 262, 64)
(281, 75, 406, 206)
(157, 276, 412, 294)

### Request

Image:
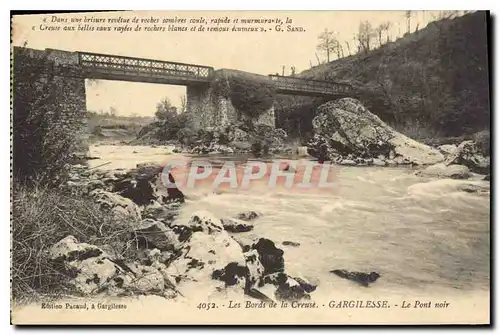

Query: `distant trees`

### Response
(357, 21, 376, 53)
(316, 29, 340, 63)
(377, 21, 392, 44)
(155, 97, 178, 121)
(405, 11, 412, 34)
(313, 10, 473, 63)
(153, 97, 187, 140)
(433, 10, 463, 20)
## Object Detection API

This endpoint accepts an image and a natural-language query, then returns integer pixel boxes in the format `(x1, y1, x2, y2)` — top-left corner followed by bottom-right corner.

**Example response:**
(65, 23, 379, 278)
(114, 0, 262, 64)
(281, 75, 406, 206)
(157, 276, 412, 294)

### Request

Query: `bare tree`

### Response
(405, 11, 412, 34)
(379, 21, 392, 43)
(309, 60, 313, 68)
(375, 25, 384, 47)
(436, 10, 461, 20)
(180, 94, 187, 113)
(357, 21, 375, 53)
(290, 66, 296, 76)
(315, 53, 321, 65)
(345, 41, 351, 56)
(316, 29, 338, 63)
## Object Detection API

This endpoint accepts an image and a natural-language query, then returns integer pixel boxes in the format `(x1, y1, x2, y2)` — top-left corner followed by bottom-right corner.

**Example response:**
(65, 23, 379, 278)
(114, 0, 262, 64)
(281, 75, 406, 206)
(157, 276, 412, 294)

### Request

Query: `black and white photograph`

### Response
(10, 10, 491, 325)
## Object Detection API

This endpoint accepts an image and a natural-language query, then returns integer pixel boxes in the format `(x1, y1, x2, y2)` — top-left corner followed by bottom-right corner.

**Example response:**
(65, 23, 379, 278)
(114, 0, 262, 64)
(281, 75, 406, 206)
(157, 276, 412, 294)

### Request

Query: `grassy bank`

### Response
(11, 185, 137, 302)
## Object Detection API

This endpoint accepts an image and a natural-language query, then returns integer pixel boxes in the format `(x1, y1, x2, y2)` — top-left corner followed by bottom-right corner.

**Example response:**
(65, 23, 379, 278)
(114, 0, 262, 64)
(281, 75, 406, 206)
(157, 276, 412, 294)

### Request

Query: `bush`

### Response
(152, 98, 189, 141)
(13, 48, 86, 187)
(11, 185, 138, 301)
(227, 73, 276, 118)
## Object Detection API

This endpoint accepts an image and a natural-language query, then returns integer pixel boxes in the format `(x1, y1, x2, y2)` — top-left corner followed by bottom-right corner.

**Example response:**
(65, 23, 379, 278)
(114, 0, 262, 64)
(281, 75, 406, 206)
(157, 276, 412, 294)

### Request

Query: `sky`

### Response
(12, 10, 453, 116)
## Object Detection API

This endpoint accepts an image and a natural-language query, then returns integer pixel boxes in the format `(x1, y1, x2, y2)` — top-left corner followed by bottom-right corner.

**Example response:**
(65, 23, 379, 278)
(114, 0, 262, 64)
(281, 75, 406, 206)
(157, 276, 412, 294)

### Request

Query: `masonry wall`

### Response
(185, 69, 276, 130)
(186, 83, 239, 130)
(13, 47, 88, 158)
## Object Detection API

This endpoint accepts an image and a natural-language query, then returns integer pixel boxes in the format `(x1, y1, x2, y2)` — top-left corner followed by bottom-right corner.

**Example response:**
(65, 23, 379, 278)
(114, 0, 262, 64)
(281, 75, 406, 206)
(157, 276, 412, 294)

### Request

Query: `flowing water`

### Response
(88, 144, 491, 299)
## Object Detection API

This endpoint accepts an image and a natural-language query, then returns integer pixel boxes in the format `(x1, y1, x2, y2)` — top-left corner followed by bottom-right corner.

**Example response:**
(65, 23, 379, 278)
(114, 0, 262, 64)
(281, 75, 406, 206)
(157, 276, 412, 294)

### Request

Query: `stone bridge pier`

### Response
(13, 47, 89, 154)
(185, 69, 276, 131)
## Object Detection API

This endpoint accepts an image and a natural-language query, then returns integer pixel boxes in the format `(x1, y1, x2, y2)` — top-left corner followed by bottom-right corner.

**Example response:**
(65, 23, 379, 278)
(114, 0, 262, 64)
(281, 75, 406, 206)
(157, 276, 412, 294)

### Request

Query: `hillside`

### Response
(277, 11, 490, 142)
(86, 112, 155, 143)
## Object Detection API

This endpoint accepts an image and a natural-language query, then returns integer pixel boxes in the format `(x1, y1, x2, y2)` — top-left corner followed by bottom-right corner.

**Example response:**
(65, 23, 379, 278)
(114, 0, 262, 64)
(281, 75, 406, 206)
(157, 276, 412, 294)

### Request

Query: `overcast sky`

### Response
(12, 10, 451, 116)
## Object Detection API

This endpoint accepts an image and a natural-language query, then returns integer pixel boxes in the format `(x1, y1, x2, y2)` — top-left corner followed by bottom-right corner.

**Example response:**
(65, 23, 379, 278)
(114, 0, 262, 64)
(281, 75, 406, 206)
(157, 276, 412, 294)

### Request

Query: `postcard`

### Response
(10, 10, 491, 325)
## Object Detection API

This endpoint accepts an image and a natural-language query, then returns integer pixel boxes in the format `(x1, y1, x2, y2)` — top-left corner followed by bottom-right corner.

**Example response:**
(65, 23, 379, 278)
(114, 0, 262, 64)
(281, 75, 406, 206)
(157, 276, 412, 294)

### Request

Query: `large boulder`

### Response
(90, 189, 142, 222)
(416, 163, 472, 179)
(255, 272, 316, 301)
(438, 144, 459, 156)
(251, 238, 285, 275)
(111, 163, 179, 206)
(167, 230, 246, 283)
(184, 210, 225, 234)
(47, 236, 178, 297)
(134, 219, 182, 251)
(48, 235, 104, 262)
(444, 140, 490, 174)
(309, 98, 445, 165)
(142, 200, 181, 223)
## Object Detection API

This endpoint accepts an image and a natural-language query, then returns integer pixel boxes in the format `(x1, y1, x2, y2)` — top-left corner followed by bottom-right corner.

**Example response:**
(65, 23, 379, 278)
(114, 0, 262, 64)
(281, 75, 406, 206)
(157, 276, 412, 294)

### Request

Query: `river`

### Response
(12, 144, 490, 324)
(86, 144, 490, 299)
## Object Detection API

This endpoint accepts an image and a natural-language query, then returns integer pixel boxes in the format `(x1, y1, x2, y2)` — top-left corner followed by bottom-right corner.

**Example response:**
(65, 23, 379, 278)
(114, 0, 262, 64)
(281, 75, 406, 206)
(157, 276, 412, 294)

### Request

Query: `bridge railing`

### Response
(268, 75, 354, 95)
(77, 52, 214, 80)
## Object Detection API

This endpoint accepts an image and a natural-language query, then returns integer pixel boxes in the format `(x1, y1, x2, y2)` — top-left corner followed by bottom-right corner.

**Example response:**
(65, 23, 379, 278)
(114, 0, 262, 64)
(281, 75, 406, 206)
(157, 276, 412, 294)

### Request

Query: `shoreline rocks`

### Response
(48, 196, 314, 302)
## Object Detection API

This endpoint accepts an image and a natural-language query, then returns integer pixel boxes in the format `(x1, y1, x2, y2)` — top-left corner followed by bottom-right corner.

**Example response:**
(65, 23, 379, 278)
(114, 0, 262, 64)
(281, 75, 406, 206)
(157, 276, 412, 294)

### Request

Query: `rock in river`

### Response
(221, 217, 254, 233)
(416, 163, 472, 180)
(236, 211, 261, 221)
(309, 98, 444, 165)
(330, 269, 380, 287)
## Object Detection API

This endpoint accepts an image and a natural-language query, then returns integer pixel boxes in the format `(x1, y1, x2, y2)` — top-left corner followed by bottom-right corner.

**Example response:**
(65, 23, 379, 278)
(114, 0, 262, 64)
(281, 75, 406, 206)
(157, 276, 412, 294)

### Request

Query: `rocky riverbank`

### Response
(305, 99, 490, 175)
(45, 97, 489, 304)
(52, 163, 317, 303)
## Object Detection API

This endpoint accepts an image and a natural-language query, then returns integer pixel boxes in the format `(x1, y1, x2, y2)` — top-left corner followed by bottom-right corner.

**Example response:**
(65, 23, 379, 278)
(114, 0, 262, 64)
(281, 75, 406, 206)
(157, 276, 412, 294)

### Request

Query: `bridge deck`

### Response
(74, 51, 355, 96)
(268, 75, 355, 98)
(77, 52, 214, 86)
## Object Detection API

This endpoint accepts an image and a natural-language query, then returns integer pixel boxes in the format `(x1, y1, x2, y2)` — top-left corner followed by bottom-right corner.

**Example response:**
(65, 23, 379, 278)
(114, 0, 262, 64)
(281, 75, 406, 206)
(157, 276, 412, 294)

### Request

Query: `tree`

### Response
(180, 95, 187, 114)
(315, 53, 322, 65)
(345, 41, 351, 56)
(290, 66, 296, 77)
(109, 106, 117, 117)
(155, 97, 178, 121)
(384, 22, 392, 42)
(357, 21, 375, 53)
(337, 44, 344, 58)
(153, 97, 187, 141)
(379, 21, 392, 44)
(316, 29, 338, 63)
(375, 25, 384, 47)
(405, 11, 412, 34)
